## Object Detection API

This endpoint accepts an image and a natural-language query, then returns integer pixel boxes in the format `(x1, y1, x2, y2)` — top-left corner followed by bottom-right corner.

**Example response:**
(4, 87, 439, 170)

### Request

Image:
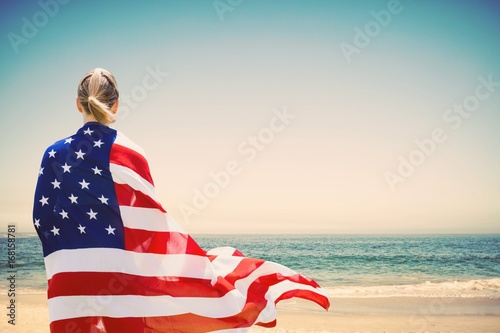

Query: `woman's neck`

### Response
(82, 112, 98, 124)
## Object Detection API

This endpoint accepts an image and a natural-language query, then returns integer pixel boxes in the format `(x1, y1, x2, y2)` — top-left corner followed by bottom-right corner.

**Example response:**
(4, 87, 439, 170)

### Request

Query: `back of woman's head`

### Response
(77, 68, 119, 125)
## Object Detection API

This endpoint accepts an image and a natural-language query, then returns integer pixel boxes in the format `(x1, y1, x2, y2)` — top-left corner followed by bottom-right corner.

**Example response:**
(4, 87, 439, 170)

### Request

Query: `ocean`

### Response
(1, 234, 499, 298)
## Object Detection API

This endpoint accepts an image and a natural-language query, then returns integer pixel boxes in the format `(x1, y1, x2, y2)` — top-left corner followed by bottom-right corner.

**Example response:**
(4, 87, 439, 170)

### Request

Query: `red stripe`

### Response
(110, 143, 154, 185)
(274, 288, 330, 311)
(50, 313, 255, 333)
(47, 272, 235, 299)
(124, 227, 206, 255)
(232, 248, 245, 256)
(223, 258, 265, 286)
(256, 319, 277, 328)
(114, 183, 166, 212)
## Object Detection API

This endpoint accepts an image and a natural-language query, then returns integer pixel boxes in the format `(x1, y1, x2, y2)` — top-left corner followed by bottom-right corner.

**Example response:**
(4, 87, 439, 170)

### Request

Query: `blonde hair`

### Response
(77, 68, 119, 125)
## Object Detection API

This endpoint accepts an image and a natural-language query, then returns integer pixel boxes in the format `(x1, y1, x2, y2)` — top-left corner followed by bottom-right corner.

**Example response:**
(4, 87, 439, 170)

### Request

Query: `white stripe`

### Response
(110, 163, 157, 199)
(235, 261, 297, 292)
(44, 248, 213, 280)
(255, 280, 329, 324)
(114, 131, 147, 158)
(120, 206, 186, 233)
(48, 289, 246, 322)
(207, 246, 239, 257)
(210, 253, 245, 278)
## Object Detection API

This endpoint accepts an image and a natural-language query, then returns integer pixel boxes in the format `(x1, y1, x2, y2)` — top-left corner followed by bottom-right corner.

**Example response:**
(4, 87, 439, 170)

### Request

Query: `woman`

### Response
(33, 68, 329, 333)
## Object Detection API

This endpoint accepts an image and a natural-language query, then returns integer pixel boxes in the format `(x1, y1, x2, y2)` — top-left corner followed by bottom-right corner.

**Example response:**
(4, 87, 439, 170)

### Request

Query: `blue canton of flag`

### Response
(34, 123, 124, 256)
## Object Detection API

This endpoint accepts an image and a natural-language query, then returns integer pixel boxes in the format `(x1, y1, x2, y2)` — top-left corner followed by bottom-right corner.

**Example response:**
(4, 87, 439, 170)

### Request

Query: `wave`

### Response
(326, 278, 500, 299)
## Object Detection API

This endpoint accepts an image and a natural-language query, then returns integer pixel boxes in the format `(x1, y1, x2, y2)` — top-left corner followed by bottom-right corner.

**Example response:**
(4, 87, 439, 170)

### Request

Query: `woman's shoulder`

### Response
(42, 135, 74, 154)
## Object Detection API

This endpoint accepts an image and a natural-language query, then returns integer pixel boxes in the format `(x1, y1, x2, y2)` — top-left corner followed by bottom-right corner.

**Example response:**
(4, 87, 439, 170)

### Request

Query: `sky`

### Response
(0, 0, 499, 234)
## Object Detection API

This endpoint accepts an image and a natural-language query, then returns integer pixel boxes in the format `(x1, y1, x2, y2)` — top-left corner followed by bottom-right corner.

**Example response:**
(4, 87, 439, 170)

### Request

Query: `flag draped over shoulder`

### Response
(33, 122, 330, 333)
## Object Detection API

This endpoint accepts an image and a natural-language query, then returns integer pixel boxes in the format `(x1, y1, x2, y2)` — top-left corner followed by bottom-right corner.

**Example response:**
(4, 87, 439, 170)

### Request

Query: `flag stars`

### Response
(34, 219, 40, 228)
(48, 149, 57, 158)
(59, 209, 69, 219)
(87, 209, 98, 220)
(68, 194, 78, 204)
(39, 167, 44, 176)
(93, 139, 104, 148)
(78, 224, 86, 234)
(92, 166, 102, 175)
(64, 137, 74, 144)
(79, 179, 90, 189)
(39, 196, 49, 206)
(75, 149, 86, 160)
(105, 225, 116, 235)
(62, 163, 72, 173)
(98, 195, 109, 205)
(83, 127, 94, 135)
(51, 179, 61, 189)
(50, 226, 60, 236)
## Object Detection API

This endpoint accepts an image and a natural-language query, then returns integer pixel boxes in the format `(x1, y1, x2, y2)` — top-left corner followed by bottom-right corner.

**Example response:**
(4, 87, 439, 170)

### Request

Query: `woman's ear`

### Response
(110, 99, 119, 115)
(76, 98, 83, 113)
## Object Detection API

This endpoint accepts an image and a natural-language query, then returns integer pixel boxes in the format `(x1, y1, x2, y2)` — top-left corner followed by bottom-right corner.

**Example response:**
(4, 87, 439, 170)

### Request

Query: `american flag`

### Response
(33, 122, 330, 333)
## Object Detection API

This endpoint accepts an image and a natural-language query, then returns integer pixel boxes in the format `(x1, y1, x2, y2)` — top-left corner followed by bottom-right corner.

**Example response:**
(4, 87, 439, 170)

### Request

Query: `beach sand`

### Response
(1, 294, 499, 333)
